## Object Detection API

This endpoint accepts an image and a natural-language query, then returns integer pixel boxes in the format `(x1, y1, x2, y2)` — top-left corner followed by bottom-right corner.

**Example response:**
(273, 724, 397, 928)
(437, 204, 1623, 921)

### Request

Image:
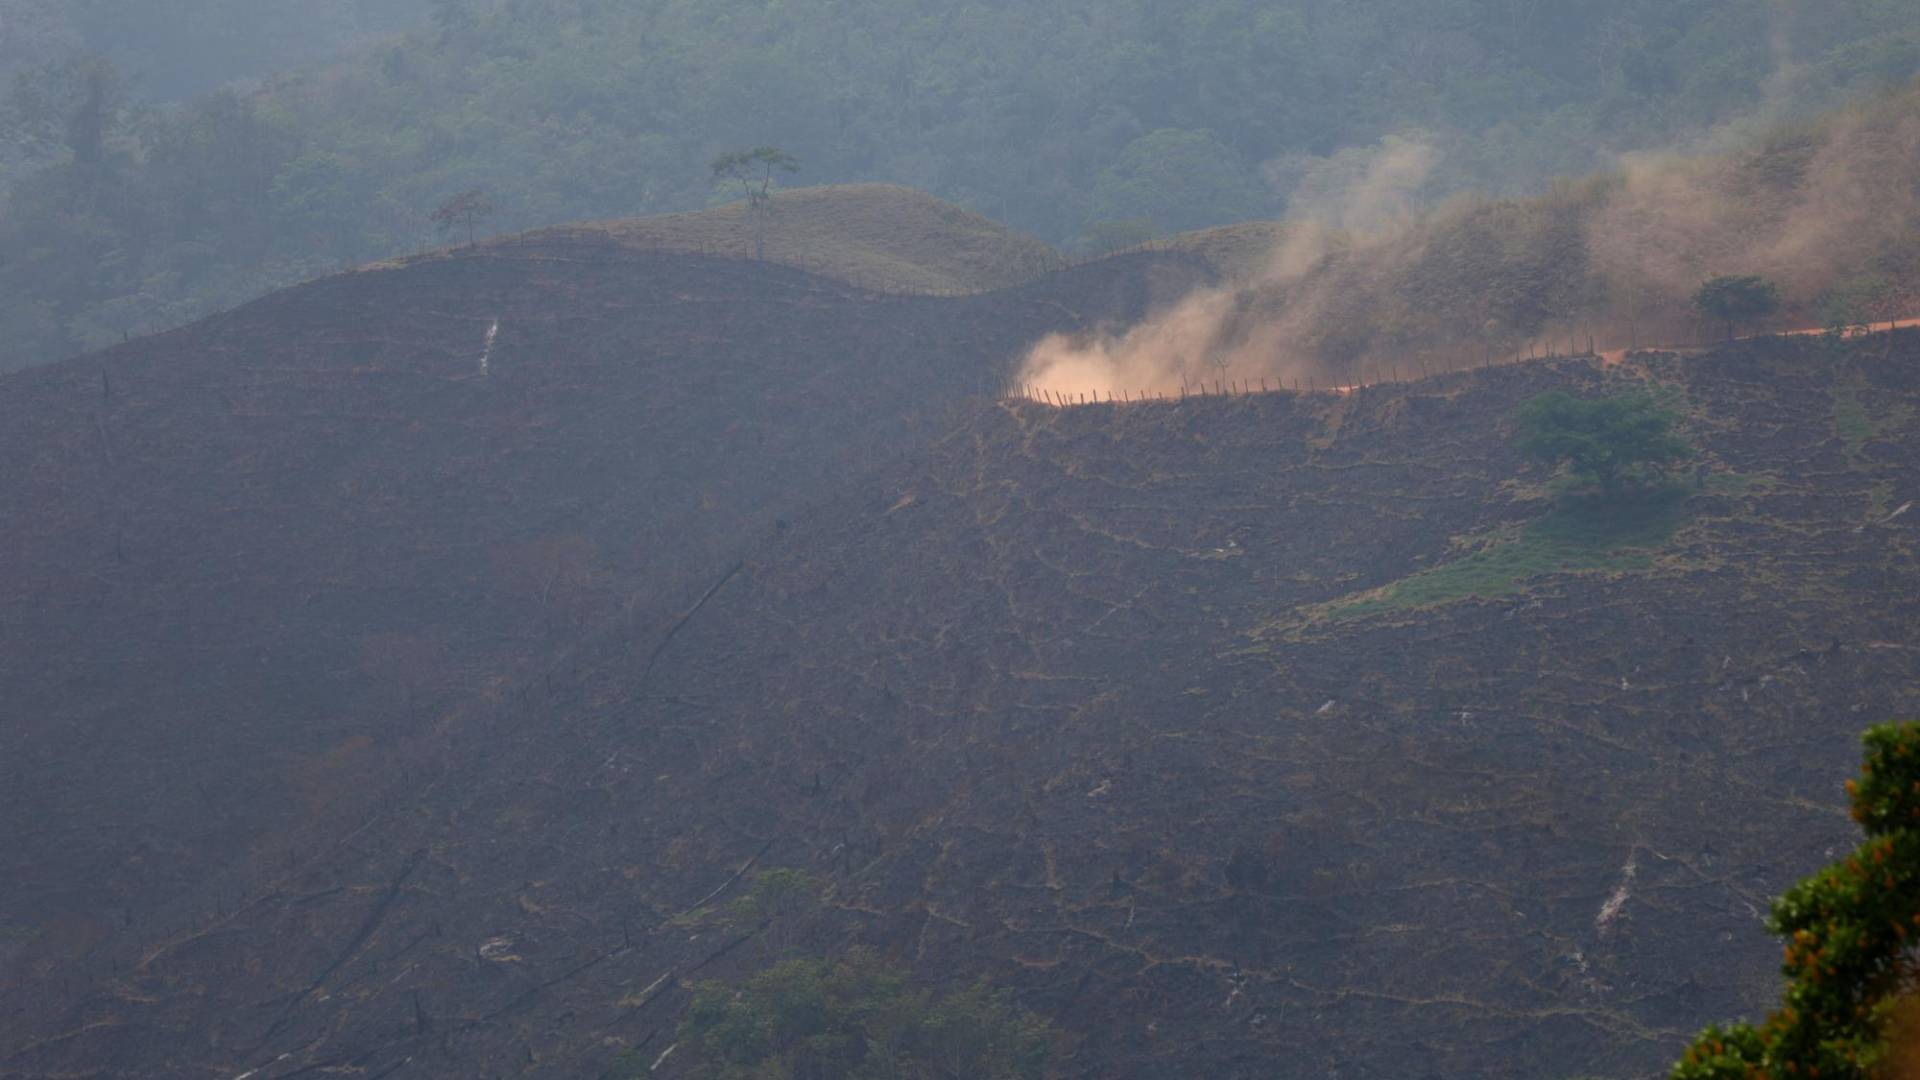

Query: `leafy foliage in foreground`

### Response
(1671, 722, 1920, 1080)
(676, 952, 1054, 1080)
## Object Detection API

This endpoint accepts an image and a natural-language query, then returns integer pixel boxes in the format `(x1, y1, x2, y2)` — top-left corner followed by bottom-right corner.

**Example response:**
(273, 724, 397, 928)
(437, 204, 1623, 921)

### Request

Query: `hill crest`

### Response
(432, 183, 1070, 297)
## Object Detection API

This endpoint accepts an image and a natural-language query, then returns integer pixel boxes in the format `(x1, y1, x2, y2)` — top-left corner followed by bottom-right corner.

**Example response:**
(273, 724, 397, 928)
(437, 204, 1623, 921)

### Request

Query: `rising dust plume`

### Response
(1017, 79, 1920, 402)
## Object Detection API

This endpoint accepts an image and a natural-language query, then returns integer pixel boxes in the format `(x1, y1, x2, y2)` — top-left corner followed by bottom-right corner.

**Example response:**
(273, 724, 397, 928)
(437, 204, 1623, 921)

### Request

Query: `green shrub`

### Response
(1671, 722, 1920, 1079)
(679, 951, 1054, 1080)
(1514, 391, 1694, 495)
(1694, 275, 1783, 341)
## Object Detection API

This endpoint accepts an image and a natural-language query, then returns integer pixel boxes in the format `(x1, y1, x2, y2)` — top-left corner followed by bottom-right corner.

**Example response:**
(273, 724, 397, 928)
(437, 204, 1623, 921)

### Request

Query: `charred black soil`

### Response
(0, 236, 1207, 941)
(2, 243, 1916, 1079)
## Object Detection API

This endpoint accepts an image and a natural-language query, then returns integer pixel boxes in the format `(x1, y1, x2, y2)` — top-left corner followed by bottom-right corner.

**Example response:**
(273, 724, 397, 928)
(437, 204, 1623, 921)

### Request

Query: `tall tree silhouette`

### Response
(709, 147, 799, 261)
(430, 189, 492, 247)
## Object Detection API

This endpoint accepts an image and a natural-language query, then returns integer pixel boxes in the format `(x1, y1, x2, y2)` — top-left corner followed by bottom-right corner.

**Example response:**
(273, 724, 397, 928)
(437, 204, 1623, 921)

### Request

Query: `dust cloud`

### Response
(1590, 96, 1920, 329)
(1017, 135, 1439, 399)
(1018, 74, 1920, 402)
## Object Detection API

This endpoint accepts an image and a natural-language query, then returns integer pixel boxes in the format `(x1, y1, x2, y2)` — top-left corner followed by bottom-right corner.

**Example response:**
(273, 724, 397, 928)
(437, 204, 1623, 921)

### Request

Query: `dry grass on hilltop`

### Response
(519, 183, 1067, 295)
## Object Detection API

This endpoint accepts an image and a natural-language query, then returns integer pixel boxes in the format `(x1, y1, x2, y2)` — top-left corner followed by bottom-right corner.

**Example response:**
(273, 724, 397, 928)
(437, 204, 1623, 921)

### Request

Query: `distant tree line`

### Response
(2, 0, 1917, 369)
(0, 0, 432, 100)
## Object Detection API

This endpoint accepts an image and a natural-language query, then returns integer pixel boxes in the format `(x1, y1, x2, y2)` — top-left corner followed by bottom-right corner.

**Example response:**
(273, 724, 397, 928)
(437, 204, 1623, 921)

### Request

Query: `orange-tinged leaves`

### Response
(1673, 723, 1920, 1080)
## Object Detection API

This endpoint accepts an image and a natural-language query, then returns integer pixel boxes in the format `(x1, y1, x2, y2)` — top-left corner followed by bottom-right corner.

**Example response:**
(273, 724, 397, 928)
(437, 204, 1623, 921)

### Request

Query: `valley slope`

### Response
(0, 232, 1206, 949)
(1, 233, 1918, 1079)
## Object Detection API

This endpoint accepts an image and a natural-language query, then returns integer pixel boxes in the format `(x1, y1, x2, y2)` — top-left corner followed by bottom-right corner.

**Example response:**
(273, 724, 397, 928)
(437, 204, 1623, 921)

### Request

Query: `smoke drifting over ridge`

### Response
(1019, 136, 1440, 399)
(1590, 97, 1920, 320)
(1017, 78, 1920, 401)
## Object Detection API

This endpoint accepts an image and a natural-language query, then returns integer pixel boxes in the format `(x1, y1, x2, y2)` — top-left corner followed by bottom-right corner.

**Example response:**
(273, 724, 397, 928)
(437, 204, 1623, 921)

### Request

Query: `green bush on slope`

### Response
(1327, 486, 1688, 618)
(1515, 391, 1694, 495)
(672, 952, 1055, 1080)
(1671, 722, 1920, 1080)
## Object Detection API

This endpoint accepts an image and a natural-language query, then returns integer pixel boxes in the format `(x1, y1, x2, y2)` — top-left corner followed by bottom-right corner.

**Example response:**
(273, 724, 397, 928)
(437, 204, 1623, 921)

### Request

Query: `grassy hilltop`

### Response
(393, 183, 1069, 297)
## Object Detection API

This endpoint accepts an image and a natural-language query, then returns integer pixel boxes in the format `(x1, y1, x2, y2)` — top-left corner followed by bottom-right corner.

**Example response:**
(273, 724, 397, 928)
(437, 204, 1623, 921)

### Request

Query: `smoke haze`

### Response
(1019, 135, 1440, 398)
(1018, 79, 1920, 400)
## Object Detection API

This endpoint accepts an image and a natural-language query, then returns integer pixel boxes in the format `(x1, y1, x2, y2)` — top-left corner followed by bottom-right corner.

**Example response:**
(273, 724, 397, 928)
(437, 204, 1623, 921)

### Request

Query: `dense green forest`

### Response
(0, 0, 432, 99)
(2, 0, 1917, 369)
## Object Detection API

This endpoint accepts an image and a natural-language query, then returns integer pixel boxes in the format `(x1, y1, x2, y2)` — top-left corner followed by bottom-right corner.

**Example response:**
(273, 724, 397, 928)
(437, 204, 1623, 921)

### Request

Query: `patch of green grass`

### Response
(1703, 469, 1769, 495)
(1868, 478, 1897, 520)
(1833, 383, 1913, 458)
(1835, 388, 1876, 455)
(666, 867, 821, 930)
(1325, 487, 1688, 618)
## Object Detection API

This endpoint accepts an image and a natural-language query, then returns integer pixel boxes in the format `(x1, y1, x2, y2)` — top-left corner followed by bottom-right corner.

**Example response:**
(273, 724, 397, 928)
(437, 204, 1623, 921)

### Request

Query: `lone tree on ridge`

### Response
(709, 146, 799, 261)
(431, 189, 493, 247)
(1694, 274, 1782, 342)
(1513, 390, 1693, 495)
(1669, 721, 1920, 1079)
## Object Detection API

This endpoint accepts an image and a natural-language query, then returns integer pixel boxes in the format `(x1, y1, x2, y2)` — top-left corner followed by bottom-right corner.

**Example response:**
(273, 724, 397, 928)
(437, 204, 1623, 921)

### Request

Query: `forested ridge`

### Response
(2, 0, 1918, 371)
(0, 0, 432, 99)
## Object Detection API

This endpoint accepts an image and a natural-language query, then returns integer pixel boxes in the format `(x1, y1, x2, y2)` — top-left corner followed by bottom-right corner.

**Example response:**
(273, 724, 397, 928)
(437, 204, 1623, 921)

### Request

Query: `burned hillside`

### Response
(4, 275, 1916, 1076)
